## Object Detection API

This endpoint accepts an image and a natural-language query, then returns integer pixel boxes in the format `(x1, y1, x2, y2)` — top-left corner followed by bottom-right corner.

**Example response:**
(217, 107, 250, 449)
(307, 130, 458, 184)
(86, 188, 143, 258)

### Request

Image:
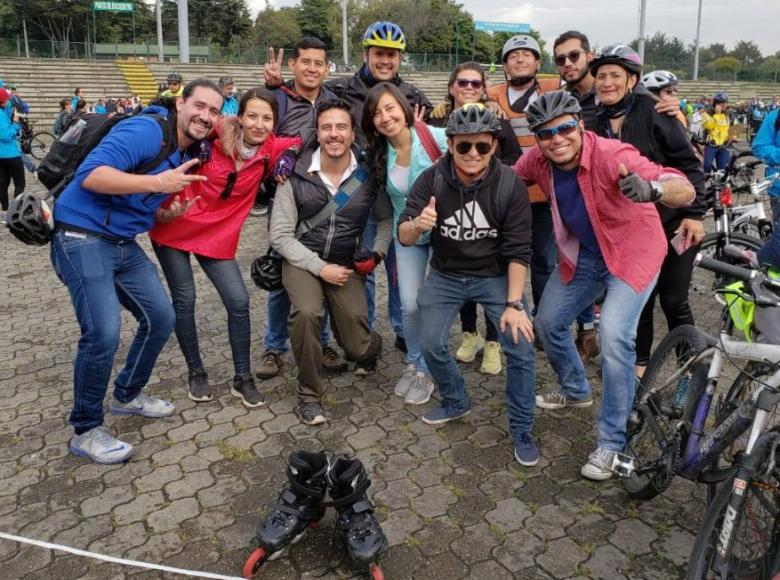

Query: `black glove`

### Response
(619, 171, 663, 203)
(352, 251, 383, 275)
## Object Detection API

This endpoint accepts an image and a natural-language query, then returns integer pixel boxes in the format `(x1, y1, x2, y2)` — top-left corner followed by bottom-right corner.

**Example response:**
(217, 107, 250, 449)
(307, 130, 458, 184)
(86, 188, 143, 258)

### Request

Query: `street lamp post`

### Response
(637, 0, 647, 62)
(156, 0, 164, 62)
(341, 0, 348, 66)
(693, 0, 704, 80)
(178, 0, 190, 63)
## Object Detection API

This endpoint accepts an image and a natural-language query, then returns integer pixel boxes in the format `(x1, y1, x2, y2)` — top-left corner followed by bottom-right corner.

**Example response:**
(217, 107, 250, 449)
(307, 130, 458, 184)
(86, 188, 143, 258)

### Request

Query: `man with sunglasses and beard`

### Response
(514, 91, 694, 480)
(398, 104, 539, 467)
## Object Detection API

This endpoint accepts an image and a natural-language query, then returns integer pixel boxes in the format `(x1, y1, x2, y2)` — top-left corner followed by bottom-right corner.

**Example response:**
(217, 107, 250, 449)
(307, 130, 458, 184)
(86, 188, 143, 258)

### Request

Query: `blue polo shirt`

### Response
(552, 166, 600, 256)
(54, 106, 186, 239)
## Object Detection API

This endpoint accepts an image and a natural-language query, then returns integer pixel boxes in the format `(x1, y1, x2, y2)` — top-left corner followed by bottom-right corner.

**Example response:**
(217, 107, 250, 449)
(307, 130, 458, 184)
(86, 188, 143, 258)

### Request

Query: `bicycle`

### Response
(17, 114, 55, 161)
(621, 252, 780, 510)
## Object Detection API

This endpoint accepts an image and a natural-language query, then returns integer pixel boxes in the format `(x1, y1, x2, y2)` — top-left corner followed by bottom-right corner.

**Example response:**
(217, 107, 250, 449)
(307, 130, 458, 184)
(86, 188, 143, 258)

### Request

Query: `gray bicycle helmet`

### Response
(167, 71, 183, 82)
(445, 103, 501, 137)
(526, 91, 582, 131)
(590, 44, 643, 76)
(501, 35, 541, 62)
(641, 70, 678, 92)
(6, 192, 54, 246)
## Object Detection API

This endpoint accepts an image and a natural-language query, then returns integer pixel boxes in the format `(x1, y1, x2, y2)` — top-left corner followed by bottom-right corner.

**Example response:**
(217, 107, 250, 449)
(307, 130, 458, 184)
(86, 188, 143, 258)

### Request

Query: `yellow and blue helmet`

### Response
(363, 21, 407, 51)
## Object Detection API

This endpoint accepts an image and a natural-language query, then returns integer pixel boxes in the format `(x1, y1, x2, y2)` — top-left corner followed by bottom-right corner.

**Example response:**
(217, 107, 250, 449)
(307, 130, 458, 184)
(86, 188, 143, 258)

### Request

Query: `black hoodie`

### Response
(400, 155, 532, 277)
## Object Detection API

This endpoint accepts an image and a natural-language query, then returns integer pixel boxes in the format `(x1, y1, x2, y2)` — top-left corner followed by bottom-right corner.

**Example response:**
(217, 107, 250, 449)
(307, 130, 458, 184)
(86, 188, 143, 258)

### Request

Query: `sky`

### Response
(248, 0, 780, 57)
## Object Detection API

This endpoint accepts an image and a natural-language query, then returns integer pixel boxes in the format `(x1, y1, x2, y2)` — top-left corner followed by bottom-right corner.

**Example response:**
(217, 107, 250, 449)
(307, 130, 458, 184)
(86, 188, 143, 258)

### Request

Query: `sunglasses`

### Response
(534, 120, 580, 142)
(454, 79, 484, 89)
(554, 50, 585, 67)
(221, 171, 237, 199)
(455, 141, 492, 155)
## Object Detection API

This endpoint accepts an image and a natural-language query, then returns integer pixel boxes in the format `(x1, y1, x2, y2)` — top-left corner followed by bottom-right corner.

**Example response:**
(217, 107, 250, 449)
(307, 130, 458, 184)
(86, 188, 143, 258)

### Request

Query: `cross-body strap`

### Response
(294, 165, 369, 238)
(414, 123, 442, 163)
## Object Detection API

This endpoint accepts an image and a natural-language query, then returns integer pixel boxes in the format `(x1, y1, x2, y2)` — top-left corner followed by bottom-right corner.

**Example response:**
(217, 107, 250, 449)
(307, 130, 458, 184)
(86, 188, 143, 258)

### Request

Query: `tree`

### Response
(254, 4, 302, 50)
(713, 56, 741, 81)
(730, 40, 763, 66)
(297, 0, 340, 49)
(162, 0, 253, 44)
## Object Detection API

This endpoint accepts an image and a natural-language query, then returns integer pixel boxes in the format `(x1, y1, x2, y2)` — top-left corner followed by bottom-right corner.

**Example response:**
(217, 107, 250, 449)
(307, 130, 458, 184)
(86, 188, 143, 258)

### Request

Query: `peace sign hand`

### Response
(264, 47, 285, 87)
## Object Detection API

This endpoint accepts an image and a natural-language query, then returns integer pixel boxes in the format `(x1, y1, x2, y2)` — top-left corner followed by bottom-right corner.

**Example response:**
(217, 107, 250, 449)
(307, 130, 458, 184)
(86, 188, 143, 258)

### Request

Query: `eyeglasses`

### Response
(534, 120, 580, 142)
(554, 50, 585, 67)
(454, 141, 492, 155)
(221, 171, 237, 199)
(454, 79, 484, 90)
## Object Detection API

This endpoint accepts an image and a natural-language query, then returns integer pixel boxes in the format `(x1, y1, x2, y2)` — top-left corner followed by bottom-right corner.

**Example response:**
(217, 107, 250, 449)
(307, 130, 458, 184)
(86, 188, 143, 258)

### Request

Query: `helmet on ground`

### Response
(6, 192, 54, 246)
(445, 103, 501, 137)
(250, 253, 283, 291)
(641, 70, 678, 92)
(167, 71, 183, 82)
(526, 91, 582, 131)
(713, 91, 729, 104)
(590, 44, 643, 76)
(501, 35, 541, 62)
(362, 21, 407, 51)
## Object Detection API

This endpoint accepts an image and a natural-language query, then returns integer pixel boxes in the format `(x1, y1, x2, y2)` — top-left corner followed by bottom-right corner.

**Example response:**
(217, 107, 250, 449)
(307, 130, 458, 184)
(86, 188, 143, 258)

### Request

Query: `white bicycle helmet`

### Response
(641, 70, 679, 93)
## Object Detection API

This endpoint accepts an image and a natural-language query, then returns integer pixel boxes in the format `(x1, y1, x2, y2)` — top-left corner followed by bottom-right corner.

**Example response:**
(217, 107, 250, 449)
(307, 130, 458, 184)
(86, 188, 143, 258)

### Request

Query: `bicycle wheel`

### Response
(690, 233, 763, 338)
(686, 446, 780, 579)
(29, 131, 55, 160)
(623, 325, 710, 500)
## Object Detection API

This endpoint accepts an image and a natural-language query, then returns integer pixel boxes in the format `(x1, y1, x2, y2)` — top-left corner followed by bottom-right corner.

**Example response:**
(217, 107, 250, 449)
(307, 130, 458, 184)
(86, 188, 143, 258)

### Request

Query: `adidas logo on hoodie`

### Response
(440, 200, 498, 241)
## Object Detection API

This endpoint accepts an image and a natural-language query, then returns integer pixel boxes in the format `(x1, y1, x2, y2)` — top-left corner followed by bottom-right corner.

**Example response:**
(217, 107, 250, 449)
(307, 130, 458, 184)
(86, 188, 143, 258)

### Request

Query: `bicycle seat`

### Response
(728, 141, 753, 158)
(731, 155, 762, 170)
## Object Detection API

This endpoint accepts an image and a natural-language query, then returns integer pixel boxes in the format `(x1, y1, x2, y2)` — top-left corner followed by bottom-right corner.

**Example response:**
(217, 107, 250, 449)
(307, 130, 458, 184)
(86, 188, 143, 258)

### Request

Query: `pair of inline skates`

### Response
(242, 450, 386, 579)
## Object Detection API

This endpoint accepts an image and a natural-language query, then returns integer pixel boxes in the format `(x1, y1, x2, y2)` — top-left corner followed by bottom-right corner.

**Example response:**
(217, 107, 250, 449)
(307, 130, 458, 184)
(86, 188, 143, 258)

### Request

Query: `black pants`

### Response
(635, 237, 697, 366)
(460, 302, 499, 341)
(0, 156, 25, 210)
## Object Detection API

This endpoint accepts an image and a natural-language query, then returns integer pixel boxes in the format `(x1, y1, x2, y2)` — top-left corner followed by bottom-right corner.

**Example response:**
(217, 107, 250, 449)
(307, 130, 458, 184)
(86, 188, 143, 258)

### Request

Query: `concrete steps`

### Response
(116, 60, 158, 104)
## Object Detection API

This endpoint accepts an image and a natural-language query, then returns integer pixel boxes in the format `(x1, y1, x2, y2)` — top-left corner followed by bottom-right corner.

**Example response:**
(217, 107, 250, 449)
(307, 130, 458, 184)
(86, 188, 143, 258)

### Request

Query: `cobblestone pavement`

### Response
(0, 179, 706, 579)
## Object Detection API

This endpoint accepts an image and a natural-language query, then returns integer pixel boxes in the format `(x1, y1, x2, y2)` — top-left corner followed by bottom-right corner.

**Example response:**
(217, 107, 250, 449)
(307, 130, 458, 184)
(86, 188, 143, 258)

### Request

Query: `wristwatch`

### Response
(650, 180, 664, 201)
(505, 300, 525, 311)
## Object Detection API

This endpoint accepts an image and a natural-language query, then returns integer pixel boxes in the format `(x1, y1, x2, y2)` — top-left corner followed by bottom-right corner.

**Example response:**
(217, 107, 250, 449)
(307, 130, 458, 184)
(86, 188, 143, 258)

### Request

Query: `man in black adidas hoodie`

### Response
(399, 104, 539, 467)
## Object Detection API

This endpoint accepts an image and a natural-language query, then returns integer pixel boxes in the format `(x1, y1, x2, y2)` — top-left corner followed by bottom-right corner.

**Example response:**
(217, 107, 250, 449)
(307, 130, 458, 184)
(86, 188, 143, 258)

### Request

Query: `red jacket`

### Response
(151, 122, 300, 259)
(514, 131, 693, 292)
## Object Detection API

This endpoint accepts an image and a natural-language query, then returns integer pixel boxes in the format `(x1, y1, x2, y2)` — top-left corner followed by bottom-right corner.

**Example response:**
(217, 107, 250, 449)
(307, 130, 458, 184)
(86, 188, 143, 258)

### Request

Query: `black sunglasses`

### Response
(554, 49, 585, 67)
(221, 171, 237, 199)
(534, 120, 579, 142)
(455, 141, 492, 155)
(454, 79, 484, 89)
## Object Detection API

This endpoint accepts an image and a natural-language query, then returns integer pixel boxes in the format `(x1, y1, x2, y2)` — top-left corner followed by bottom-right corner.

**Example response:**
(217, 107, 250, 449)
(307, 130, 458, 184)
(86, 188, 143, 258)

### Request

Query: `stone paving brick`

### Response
(412, 516, 464, 557)
(87, 522, 147, 555)
(80, 484, 135, 518)
(411, 484, 458, 518)
(52, 514, 113, 549)
(197, 475, 247, 508)
(375, 477, 422, 510)
(524, 503, 576, 540)
(492, 528, 545, 572)
(535, 536, 588, 577)
(584, 543, 633, 578)
(450, 522, 501, 565)
(381, 507, 424, 547)
(484, 497, 531, 532)
(146, 497, 200, 533)
(164, 469, 215, 500)
(610, 518, 658, 556)
(657, 527, 697, 567)
(112, 491, 166, 526)
(132, 464, 182, 494)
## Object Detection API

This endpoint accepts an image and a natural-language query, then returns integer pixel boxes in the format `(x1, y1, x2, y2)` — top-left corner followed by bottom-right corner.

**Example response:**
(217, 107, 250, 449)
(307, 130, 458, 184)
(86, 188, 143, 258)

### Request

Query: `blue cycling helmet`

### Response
(713, 92, 729, 104)
(363, 21, 407, 51)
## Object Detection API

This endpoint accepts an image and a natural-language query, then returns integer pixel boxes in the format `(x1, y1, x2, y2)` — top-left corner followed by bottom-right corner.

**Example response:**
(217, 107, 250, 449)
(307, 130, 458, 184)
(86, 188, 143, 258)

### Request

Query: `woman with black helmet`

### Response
(590, 44, 708, 379)
(701, 92, 733, 173)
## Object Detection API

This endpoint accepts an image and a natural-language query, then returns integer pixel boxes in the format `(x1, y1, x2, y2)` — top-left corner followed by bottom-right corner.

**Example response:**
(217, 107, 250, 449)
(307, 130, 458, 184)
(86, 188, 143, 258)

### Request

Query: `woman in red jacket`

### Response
(151, 87, 301, 407)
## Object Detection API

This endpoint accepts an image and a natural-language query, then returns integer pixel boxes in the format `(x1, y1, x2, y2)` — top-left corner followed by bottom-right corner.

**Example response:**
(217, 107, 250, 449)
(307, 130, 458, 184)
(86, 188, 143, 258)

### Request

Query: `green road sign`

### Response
(93, 1, 134, 12)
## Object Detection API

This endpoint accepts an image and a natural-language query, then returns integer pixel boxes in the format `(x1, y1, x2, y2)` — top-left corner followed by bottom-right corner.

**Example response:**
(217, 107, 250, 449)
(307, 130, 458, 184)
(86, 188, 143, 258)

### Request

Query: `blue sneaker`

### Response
(514, 432, 539, 466)
(421, 405, 471, 425)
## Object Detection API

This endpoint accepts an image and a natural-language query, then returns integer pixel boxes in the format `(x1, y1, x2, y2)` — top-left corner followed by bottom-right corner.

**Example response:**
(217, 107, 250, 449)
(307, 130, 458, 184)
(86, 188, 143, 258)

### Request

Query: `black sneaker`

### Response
(231, 374, 266, 408)
(295, 399, 327, 425)
(322, 346, 348, 373)
(255, 351, 283, 380)
(188, 368, 213, 402)
(354, 358, 377, 376)
(394, 334, 407, 353)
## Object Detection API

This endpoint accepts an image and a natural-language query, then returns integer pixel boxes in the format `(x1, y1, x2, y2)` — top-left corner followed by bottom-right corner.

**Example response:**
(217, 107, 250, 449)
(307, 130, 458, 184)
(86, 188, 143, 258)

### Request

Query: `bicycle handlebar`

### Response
(694, 254, 755, 282)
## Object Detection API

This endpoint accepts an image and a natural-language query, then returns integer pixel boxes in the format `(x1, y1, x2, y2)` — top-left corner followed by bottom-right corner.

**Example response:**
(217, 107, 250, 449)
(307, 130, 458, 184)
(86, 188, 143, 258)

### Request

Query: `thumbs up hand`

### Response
(618, 163, 662, 203)
(414, 196, 437, 232)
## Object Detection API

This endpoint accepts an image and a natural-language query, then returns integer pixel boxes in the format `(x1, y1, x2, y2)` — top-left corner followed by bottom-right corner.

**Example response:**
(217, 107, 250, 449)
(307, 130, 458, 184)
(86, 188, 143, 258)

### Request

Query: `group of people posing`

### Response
(44, 22, 719, 484)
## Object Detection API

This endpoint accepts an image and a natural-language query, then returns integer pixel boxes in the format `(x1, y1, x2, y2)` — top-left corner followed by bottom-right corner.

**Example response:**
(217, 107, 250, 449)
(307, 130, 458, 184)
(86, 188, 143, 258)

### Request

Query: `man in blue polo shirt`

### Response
(51, 78, 224, 464)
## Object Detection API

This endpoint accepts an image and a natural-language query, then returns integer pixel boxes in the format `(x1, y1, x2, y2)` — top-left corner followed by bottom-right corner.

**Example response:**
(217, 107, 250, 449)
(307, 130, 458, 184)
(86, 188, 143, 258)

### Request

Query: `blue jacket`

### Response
(221, 95, 238, 117)
(753, 109, 780, 198)
(0, 104, 20, 159)
(54, 106, 187, 239)
(758, 220, 780, 268)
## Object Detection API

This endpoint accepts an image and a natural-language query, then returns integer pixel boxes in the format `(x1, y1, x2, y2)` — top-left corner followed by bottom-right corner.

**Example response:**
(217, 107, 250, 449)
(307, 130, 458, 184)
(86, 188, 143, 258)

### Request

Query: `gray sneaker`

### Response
(109, 393, 175, 418)
(69, 426, 133, 464)
(581, 447, 616, 481)
(405, 372, 435, 405)
(188, 368, 213, 402)
(536, 391, 593, 410)
(394, 364, 417, 397)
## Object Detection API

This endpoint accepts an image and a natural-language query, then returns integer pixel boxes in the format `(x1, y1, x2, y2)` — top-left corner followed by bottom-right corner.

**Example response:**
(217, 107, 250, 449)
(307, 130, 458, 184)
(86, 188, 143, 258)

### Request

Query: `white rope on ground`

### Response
(0, 531, 246, 580)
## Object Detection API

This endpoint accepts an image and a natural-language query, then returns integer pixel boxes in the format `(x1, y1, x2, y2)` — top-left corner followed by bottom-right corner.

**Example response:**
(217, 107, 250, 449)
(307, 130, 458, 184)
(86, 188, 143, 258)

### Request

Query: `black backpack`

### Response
(38, 110, 177, 198)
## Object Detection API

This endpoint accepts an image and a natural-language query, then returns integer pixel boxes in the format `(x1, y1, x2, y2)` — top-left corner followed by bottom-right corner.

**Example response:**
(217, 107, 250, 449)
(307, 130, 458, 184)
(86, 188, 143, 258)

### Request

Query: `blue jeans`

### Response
(703, 145, 730, 173)
(530, 203, 556, 314)
(50, 229, 175, 434)
(418, 270, 536, 438)
(362, 214, 403, 336)
(534, 252, 656, 451)
(21, 152, 37, 173)
(153, 243, 251, 376)
(394, 240, 431, 373)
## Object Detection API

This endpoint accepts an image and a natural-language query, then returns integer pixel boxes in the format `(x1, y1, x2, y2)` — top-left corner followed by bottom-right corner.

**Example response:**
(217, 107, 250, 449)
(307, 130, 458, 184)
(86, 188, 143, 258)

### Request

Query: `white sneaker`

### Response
(581, 447, 616, 481)
(405, 372, 435, 405)
(455, 331, 485, 363)
(109, 393, 175, 418)
(69, 426, 133, 464)
(394, 364, 417, 397)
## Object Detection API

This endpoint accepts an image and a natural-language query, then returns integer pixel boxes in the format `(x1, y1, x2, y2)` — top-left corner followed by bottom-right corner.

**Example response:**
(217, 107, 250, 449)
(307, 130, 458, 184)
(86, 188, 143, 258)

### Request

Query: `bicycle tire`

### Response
(623, 325, 710, 500)
(686, 443, 780, 579)
(29, 131, 55, 161)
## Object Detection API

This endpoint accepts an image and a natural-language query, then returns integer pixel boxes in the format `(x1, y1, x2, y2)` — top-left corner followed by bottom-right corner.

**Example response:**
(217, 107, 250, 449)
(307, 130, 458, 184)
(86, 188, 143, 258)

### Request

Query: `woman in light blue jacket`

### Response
(362, 82, 447, 406)
(753, 108, 780, 223)
(0, 88, 24, 211)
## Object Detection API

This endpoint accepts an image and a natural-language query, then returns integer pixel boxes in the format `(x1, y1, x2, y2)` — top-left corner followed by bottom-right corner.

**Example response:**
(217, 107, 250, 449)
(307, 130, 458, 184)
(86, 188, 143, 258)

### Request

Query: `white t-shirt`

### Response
(388, 163, 410, 195)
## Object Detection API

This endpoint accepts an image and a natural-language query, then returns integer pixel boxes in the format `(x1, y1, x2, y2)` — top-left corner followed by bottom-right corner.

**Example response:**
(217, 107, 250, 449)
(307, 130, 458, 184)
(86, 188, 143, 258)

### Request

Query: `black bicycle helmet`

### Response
(590, 44, 643, 77)
(250, 252, 283, 291)
(713, 91, 729, 104)
(167, 71, 183, 82)
(5, 192, 54, 246)
(526, 91, 582, 131)
(445, 103, 501, 137)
